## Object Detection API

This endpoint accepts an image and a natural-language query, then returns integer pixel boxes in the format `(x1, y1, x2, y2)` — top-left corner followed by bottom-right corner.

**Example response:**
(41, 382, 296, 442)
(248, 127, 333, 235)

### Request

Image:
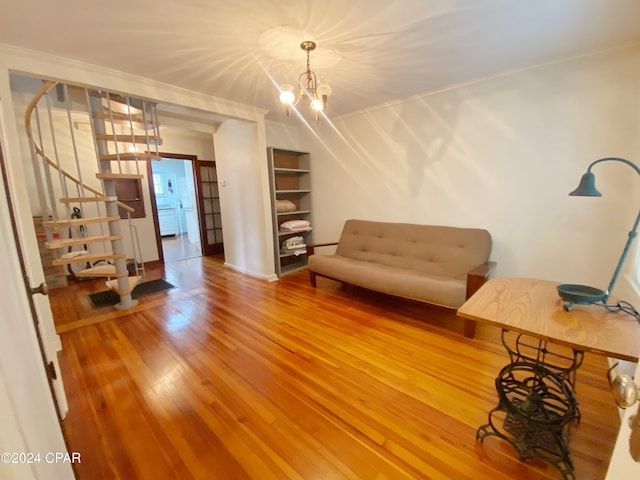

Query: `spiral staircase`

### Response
(26, 81, 162, 309)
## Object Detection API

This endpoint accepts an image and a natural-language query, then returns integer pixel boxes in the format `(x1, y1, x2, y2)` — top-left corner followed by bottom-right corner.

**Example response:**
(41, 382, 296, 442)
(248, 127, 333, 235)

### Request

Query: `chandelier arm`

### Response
(308, 71, 318, 94)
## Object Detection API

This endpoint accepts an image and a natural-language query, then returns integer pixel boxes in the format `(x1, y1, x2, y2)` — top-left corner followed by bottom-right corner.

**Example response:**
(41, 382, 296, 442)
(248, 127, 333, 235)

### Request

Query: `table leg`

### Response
(477, 330, 583, 479)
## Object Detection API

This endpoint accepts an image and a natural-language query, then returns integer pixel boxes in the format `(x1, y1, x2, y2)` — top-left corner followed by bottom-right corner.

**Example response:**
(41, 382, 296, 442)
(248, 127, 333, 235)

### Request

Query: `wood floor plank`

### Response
(53, 256, 623, 479)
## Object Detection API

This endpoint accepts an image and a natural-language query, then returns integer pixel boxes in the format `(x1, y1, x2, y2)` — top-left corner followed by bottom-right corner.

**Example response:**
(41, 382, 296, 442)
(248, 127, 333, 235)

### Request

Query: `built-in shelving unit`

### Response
(267, 147, 312, 277)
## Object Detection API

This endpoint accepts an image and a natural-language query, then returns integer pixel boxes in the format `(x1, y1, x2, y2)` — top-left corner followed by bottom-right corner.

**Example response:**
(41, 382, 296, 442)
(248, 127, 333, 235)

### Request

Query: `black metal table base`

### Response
(477, 331, 583, 480)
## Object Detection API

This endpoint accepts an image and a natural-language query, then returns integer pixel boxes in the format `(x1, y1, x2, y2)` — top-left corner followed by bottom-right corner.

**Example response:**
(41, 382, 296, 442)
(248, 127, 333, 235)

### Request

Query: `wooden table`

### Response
(457, 277, 640, 363)
(457, 277, 640, 479)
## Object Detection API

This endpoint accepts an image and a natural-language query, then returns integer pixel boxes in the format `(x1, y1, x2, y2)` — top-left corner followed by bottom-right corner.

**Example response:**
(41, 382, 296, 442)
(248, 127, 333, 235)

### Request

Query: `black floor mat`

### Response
(88, 278, 175, 309)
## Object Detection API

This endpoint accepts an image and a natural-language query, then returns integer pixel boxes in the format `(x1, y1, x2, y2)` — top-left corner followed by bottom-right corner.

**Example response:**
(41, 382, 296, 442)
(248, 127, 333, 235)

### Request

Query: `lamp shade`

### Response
(569, 172, 602, 197)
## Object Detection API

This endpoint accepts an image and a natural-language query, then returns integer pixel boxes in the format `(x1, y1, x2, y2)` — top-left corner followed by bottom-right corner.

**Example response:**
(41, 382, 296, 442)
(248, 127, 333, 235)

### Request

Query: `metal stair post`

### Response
(88, 94, 137, 309)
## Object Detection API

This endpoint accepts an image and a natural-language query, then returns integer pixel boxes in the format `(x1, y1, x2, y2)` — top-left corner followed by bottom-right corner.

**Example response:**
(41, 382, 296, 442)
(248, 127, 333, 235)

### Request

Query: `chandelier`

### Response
(279, 41, 332, 122)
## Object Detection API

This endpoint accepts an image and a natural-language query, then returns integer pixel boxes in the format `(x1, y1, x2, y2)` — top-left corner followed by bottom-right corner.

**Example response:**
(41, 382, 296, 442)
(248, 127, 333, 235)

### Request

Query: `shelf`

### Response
(274, 168, 310, 174)
(277, 210, 311, 216)
(278, 229, 312, 236)
(276, 189, 310, 194)
(279, 251, 307, 259)
(268, 147, 312, 278)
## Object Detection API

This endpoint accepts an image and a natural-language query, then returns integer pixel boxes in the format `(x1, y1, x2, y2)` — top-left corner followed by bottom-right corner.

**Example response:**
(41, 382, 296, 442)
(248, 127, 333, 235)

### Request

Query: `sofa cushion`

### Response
(308, 255, 467, 307)
(335, 219, 491, 279)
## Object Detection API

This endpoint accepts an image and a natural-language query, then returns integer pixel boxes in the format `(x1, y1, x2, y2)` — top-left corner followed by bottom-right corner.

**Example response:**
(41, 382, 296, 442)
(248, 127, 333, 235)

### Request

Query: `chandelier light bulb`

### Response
(279, 85, 295, 105)
(311, 98, 323, 111)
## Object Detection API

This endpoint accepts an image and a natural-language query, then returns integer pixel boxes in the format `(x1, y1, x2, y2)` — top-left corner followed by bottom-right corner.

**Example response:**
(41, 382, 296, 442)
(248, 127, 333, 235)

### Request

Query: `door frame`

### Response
(147, 152, 200, 262)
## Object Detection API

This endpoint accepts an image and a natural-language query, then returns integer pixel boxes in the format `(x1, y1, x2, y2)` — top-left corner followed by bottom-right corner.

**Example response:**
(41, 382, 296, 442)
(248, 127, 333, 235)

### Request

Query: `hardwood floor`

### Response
(161, 233, 202, 262)
(50, 257, 621, 479)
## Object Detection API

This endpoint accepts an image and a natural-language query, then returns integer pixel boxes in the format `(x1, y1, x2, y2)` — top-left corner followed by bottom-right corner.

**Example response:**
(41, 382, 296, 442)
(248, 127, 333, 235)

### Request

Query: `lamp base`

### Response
(556, 284, 607, 311)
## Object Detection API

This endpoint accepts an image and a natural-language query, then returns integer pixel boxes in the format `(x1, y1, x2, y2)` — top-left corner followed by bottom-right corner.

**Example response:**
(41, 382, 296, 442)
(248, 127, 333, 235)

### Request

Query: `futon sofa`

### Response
(307, 219, 494, 338)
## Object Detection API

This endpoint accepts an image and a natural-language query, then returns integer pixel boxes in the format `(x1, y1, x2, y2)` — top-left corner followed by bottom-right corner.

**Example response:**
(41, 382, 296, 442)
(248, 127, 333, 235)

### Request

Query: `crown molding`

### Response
(0, 43, 268, 123)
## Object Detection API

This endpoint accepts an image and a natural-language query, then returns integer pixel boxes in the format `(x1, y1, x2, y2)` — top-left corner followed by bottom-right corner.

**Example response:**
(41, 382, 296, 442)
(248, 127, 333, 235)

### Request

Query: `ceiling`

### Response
(2, 0, 640, 124)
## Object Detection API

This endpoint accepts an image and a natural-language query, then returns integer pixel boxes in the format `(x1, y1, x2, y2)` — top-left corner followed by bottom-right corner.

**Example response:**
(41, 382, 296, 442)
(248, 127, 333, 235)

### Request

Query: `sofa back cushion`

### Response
(335, 219, 491, 279)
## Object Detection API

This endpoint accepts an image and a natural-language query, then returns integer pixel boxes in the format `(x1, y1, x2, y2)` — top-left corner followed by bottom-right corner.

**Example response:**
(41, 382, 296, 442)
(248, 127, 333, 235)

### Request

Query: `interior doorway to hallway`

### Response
(150, 154, 202, 262)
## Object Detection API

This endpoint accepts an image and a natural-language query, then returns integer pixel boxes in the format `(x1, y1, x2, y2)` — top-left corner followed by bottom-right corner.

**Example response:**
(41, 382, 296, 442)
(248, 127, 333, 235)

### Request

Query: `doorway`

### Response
(150, 155, 202, 262)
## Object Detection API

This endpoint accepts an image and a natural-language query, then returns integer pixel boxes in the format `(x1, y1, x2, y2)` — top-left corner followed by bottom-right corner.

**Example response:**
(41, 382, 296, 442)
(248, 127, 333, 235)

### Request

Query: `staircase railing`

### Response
(25, 81, 135, 222)
(24, 80, 157, 307)
(128, 218, 145, 278)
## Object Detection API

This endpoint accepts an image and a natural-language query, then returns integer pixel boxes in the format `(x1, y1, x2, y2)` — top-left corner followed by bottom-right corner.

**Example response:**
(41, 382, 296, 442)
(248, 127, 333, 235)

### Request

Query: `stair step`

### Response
(99, 152, 161, 161)
(106, 276, 141, 295)
(94, 134, 162, 146)
(45, 234, 122, 250)
(43, 215, 120, 228)
(91, 112, 157, 129)
(75, 264, 129, 278)
(60, 196, 117, 203)
(52, 252, 125, 266)
(96, 173, 144, 180)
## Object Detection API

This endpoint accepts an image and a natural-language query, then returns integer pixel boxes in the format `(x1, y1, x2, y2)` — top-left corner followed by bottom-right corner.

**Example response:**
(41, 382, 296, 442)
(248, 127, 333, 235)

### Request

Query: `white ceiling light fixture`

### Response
(279, 41, 332, 122)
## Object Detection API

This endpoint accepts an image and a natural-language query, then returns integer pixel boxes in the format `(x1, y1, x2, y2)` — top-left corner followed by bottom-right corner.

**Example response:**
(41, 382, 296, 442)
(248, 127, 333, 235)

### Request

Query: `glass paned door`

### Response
(195, 160, 224, 255)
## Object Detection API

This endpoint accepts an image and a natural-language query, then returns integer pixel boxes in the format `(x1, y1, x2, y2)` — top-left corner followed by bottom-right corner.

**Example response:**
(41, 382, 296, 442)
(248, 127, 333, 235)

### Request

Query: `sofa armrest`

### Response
(306, 242, 338, 256)
(463, 261, 496, 338)
(466, 261, 496, 299)
(307, 242, 339, 288)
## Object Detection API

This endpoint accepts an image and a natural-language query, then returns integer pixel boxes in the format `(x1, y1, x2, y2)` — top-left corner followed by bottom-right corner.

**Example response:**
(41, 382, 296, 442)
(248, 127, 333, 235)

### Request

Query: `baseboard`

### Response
(143, 260, 164, 269)
(223, 262, 278, 282)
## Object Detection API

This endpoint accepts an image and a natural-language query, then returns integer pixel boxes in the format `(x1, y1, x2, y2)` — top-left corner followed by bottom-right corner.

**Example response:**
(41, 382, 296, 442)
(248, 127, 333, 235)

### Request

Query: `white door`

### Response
(0, 114, 73, 478)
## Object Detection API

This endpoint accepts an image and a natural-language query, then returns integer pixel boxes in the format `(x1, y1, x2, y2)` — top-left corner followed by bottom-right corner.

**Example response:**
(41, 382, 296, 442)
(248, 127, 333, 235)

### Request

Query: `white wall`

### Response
(160, 127, 215, 160)
(298, 45, 640, 303)
(265, 120, 302, 150)
(215, 119, 276, 279)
